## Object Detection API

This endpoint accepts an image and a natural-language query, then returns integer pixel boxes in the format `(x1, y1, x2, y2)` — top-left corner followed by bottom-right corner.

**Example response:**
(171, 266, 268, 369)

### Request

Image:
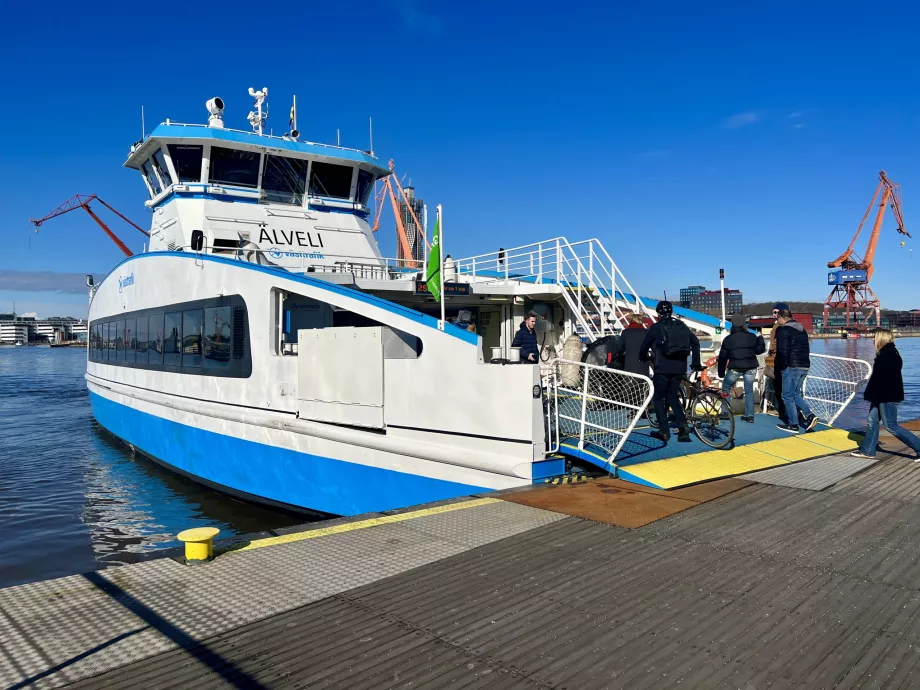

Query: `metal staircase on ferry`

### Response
(453, 238, 722, 339)
(453, 238, 647, 341)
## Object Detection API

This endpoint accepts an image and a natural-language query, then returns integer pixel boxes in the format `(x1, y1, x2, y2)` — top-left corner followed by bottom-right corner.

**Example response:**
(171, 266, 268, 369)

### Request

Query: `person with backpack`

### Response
(852, 329, 920, 460)
(774, 308, 818, 433)
(717, 313, 766, 423)
(639, 301, 702, 443)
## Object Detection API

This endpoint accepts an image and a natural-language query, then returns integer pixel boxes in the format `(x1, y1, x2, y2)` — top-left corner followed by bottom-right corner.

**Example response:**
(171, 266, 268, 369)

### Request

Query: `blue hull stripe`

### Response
(89, 392, 490, 516)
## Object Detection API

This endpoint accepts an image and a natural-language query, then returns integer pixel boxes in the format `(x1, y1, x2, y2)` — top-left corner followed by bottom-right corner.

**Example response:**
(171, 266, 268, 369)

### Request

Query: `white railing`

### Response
(804, 353, 873, 425)
(453, 238, 648, 341)
(548, 359, 654, 471)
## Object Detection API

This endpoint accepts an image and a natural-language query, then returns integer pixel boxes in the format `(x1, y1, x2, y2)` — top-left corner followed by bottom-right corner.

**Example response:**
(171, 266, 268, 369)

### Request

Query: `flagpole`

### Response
(293, 95, 297, 131)
(438, 204, 445, 328)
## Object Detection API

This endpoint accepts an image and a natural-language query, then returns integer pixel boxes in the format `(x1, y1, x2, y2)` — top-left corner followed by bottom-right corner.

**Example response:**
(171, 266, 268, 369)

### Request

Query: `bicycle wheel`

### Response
(689, 390, 735, 449)
(645, 387, 687, 429)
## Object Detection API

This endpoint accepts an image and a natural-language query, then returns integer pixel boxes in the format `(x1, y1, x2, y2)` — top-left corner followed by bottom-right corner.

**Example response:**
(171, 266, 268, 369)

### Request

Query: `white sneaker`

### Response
(851, 451, 875, 459)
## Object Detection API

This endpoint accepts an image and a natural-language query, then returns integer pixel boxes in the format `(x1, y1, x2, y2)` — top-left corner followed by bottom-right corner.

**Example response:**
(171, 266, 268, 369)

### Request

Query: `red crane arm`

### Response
(30, 194, 148, 258)
(827, 180, 882, 269)
(863, 172, 910, 280)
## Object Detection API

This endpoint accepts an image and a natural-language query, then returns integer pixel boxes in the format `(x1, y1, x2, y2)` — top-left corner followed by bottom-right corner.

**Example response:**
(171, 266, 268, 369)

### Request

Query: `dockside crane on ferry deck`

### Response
(824, 171, 910, 329)
(30, 194, 149, 257)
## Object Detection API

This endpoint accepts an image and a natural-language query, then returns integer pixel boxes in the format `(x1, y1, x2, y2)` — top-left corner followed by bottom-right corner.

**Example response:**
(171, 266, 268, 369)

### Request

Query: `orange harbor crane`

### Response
(824, 170, 910, 329)
(30, 194, 149, 257)
(370, 160, 429, 269)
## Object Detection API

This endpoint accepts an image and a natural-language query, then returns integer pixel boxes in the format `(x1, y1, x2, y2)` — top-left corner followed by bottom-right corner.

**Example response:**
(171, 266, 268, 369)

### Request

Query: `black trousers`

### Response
(653, 372, 687, 433)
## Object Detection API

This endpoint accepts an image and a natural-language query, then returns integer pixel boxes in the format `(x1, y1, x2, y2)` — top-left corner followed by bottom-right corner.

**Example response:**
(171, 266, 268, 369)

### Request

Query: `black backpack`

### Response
(659, 318, 692, 358)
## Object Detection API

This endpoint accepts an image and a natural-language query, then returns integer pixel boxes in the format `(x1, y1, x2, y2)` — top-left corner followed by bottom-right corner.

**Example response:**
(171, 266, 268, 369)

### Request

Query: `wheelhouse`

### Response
(124, 125, 389, 215)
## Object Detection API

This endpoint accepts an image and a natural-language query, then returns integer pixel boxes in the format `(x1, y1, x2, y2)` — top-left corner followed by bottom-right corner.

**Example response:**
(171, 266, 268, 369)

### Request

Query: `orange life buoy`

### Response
(700, 356, 719, 387)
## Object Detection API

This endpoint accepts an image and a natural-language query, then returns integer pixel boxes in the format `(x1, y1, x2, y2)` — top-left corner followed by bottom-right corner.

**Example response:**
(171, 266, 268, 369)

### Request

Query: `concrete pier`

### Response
(3, 427, 920, 689)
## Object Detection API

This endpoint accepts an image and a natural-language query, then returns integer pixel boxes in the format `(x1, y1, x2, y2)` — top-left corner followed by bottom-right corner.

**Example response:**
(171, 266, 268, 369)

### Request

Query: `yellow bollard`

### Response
(177, 527, 220, 563)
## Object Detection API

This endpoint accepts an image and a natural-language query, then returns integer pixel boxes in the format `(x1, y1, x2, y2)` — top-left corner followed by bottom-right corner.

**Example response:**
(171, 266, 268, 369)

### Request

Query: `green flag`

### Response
(425, 213, 441, 302)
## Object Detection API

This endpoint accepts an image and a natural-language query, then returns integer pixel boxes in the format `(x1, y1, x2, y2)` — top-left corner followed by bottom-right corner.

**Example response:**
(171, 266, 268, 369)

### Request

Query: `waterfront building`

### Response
(682, 288, 743, 317)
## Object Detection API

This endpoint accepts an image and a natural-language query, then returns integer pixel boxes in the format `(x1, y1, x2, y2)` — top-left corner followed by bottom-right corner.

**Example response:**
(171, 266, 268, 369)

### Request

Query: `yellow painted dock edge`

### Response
(227, 497, 500, 554)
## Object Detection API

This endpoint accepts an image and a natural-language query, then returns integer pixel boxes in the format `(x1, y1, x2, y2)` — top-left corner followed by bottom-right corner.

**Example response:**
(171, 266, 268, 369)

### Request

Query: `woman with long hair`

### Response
(852, 329, 920, 460)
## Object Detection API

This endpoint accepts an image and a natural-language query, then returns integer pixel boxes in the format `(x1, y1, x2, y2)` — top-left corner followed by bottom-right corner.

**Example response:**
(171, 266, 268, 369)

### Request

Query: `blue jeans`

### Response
(722, 369, 755, 418)
(781, 368, 812, 426)
(860, 403, 920, 457)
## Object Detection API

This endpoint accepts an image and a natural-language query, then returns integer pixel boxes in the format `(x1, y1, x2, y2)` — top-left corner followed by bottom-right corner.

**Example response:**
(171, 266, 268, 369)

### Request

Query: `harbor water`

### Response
(2, 339, 920, 590)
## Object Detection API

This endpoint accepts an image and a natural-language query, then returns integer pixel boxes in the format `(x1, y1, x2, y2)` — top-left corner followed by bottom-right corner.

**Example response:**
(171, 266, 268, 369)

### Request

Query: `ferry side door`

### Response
(479, 307, 501, 361)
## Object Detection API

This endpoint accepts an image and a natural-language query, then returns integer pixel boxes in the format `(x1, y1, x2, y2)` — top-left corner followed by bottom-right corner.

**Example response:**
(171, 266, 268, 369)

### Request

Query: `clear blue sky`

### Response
(2, 0, 919, 317)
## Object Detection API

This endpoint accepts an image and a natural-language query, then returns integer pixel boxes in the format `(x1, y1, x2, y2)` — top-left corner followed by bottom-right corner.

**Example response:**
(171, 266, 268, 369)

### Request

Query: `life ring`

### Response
(700, 357, 719, 387)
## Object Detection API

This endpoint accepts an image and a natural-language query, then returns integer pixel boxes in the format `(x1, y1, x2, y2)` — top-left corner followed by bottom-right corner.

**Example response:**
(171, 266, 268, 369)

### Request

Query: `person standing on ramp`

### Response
(639, 301, 703, 443)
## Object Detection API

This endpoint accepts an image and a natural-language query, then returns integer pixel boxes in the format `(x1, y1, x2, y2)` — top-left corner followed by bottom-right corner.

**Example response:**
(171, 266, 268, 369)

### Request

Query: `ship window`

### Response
(151, 149, 173, 188)
(125, 318, 136, 363)
(136, 317, 148, 363)
(141, 160, 162, 197)
(115, 320, 125, 358)
(309, 162, 353, 200)
(261, 154, 309, 205)
(150, 314, 164, 364)
(168, 144, 203, 183)
(209, 146, 260, 188)
(204, 306, 232, 368)
(182, 309, 203, 367)
(356, 170, 374, 206)
(106, 322, 115, 359)
(164, 312, 181, 366)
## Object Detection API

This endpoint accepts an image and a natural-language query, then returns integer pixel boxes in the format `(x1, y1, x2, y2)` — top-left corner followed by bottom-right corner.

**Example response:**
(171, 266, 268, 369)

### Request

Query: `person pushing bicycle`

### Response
(639, 301, 704, 443)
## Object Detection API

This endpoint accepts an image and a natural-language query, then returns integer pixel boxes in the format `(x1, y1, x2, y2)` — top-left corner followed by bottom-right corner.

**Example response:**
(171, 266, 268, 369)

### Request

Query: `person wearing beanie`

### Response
(717, 313, 766, 422)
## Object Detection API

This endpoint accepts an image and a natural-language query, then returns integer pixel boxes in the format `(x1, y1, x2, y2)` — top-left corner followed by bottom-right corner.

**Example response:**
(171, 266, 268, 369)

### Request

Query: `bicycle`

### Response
(645, 368, 735, 449)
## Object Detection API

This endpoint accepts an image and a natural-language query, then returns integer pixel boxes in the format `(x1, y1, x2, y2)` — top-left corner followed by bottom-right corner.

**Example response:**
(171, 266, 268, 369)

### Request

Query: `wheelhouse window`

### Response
(209, 146, 260, 188)
(167, 144, 203, 183)
(182, 309, 203, 367)
(141, 160, 162, 196)
(261, 154, 309, 205)
(309, 162, 353, 200)
(151, 149, 173, 189)
(356, 170, 374, 206)
(164, 312, 181, 366)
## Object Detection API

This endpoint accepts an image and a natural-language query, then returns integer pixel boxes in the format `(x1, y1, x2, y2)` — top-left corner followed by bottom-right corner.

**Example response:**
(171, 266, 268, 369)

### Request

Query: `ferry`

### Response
(82, 88, 725, 516)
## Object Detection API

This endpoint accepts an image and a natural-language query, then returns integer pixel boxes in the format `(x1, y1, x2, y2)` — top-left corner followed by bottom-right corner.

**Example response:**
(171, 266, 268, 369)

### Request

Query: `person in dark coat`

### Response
(774, 309, 818, 433)
(512, 312, 539, 363)
(853, 329, 920, 459)
(718, 313, 766, 422)
(639, 301, 702, 443)
(612, 312, 651, 377)
(766, 302, 788, 419)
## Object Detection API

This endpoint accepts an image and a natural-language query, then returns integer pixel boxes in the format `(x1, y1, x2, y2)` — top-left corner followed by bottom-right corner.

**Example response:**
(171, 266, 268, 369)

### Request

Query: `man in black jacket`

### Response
(512, 312, 540, 363)
(639, 301, 702, 443)
(774, 309, 818, 433)
(718, 313, 765, 423)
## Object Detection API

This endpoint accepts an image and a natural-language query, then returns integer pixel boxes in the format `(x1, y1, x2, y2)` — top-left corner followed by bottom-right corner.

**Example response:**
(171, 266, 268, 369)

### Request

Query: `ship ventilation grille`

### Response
(167, 241, 179, 251)
(232, 307, 245, 360)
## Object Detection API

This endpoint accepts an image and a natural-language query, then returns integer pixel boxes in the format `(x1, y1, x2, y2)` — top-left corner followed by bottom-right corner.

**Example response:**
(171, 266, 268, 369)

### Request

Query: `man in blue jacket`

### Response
(512, 312, 540, 363)
(774, 309, 818, 433)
